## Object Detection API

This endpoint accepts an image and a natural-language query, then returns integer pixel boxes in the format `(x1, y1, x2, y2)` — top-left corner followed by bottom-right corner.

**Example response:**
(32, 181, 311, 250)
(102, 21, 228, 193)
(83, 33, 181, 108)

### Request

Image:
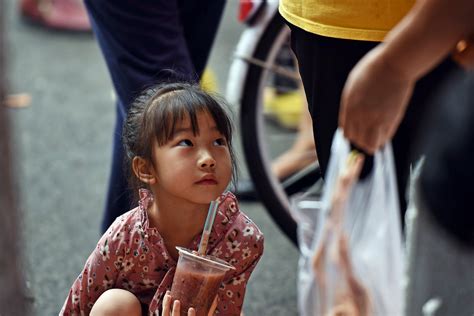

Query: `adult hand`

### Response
(161, 291, 218, 316)
(339, 46, 416, 154)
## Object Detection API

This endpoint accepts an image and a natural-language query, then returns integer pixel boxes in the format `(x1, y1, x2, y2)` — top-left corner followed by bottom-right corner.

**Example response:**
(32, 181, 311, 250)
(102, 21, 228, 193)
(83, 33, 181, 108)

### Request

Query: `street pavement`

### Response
(5, 1, 299, 315)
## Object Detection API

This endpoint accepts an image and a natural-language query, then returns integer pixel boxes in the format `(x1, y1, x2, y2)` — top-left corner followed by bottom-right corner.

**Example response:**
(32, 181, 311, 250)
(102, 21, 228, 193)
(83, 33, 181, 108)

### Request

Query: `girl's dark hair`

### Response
(123, 82, 238, 201)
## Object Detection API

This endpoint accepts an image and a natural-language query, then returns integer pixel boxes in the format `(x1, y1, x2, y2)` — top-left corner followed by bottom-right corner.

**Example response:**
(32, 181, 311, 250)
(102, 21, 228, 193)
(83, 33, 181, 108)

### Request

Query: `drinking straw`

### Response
(198, 200, 219, 255)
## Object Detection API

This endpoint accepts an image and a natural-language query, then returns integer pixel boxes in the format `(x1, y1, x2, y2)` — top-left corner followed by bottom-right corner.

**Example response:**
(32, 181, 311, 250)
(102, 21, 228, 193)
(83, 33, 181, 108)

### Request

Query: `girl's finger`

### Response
(162, 291, 171, 316)
(188, 307, 196, 316)
(172, 300, 181, 316)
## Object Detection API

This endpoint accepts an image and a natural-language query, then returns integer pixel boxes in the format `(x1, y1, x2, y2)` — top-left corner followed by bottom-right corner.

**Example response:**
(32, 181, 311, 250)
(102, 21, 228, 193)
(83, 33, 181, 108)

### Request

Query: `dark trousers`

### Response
(288, 23, 458, 213)
(84, 0, 226, 232)
(420, 71, 474, 246)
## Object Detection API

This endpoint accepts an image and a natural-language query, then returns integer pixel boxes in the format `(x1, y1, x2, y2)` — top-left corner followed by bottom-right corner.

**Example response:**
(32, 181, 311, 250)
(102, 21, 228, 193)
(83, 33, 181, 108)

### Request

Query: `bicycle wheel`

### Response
(240, 13, 320, 247)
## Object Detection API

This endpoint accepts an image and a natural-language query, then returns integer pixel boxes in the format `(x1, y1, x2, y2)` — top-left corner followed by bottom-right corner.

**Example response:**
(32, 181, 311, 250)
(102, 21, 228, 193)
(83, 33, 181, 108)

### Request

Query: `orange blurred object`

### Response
(20, 0, 91, 32)
(238, 0, 265, 25)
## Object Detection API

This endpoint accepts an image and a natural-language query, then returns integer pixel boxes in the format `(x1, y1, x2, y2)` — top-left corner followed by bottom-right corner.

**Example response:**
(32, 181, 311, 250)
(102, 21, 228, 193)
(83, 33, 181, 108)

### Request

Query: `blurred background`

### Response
(3, 0, 299, 314)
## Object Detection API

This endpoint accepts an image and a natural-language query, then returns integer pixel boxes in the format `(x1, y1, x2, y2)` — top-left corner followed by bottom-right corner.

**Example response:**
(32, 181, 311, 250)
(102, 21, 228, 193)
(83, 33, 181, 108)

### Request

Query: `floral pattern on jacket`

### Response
(60, 189, 264, 315)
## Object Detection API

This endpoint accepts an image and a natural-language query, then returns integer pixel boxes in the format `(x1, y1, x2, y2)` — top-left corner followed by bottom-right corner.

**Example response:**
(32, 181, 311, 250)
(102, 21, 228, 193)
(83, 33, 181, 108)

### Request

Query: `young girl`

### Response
(61, 82, 264, 315)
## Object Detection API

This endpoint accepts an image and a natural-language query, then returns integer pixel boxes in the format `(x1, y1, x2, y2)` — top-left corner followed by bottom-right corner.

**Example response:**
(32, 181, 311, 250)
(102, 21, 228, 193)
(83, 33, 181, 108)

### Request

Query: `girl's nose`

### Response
(198, 152, 216, 170)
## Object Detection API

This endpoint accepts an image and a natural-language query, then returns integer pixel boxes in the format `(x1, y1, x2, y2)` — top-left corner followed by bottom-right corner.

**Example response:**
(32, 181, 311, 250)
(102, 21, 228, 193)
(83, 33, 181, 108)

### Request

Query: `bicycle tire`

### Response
(240, 13, 303, 246)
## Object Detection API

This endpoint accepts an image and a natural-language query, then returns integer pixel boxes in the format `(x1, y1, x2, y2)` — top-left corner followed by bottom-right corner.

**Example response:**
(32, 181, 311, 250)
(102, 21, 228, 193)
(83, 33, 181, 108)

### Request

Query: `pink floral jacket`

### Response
(60, 189, 264, 315)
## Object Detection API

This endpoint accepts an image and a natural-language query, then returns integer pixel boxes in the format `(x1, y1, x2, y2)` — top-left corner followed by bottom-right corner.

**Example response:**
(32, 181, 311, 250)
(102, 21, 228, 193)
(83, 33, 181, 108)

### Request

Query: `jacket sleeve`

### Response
(60, 220, 125, 315)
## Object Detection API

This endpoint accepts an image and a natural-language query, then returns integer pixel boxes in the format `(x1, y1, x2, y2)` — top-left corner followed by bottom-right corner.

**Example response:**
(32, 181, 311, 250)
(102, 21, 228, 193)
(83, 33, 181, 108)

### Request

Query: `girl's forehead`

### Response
(174, 110, 215, 127)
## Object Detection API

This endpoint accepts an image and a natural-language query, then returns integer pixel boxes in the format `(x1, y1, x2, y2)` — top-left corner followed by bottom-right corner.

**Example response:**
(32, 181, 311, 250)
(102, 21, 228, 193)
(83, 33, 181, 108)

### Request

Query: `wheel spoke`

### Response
(236, 54, 301, 80)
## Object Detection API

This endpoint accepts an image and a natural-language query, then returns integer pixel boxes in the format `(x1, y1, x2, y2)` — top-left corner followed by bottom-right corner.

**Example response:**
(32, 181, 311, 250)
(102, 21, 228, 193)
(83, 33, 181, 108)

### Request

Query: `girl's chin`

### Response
(193, 192, 223, 204)
(167, 187, 225, 205)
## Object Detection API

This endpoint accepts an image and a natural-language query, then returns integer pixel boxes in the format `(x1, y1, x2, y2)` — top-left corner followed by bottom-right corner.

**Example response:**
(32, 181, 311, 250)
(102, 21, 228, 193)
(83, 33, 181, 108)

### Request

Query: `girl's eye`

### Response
(177, 139, 193, 147)
(213, 138, 227, 146)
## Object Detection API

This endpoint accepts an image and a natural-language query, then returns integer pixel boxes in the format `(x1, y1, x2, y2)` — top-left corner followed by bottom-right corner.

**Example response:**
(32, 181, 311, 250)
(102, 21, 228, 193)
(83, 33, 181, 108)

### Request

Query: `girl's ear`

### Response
(132, 156, 157, 185)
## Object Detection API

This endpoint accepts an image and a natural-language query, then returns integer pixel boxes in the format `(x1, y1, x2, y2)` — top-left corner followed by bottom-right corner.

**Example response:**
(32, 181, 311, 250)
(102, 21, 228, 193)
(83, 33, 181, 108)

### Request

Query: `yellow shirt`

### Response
(279, 0, 414, 42)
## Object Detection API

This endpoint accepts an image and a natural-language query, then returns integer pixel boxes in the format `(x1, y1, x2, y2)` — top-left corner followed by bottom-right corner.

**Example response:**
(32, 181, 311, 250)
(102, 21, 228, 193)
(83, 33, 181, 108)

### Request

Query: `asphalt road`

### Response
(5, 1, 299, 315)
(7, 0, 474, 315)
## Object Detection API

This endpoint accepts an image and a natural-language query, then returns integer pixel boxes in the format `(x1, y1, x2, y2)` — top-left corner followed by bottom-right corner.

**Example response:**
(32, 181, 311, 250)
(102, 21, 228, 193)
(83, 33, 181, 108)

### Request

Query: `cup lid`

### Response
(176, 247, 236, 271)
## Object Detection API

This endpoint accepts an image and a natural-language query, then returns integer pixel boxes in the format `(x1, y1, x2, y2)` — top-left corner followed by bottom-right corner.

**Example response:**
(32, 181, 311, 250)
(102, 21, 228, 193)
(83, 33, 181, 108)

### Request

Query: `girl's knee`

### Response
(90, 289, 142, 316)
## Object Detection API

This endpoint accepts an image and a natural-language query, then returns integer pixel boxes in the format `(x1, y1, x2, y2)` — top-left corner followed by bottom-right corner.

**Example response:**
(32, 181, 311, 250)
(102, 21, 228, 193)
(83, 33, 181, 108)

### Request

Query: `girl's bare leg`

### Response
(90, 289, 142, 316)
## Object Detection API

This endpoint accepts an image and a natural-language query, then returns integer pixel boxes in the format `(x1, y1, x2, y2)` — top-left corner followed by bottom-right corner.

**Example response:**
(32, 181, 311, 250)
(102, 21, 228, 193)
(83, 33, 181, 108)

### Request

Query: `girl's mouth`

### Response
(196, 179, 218, 185)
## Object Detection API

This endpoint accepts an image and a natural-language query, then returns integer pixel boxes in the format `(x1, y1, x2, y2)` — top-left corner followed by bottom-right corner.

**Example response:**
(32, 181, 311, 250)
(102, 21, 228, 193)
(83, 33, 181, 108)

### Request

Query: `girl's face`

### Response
(150, 111, 232, 206)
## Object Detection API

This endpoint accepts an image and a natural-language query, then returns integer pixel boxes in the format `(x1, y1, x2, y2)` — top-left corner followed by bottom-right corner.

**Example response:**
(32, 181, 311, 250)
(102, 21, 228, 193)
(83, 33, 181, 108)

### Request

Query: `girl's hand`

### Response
(162, 291, 195, 316)
(161, 291, 218, 316)
(339, 46, 415, 154)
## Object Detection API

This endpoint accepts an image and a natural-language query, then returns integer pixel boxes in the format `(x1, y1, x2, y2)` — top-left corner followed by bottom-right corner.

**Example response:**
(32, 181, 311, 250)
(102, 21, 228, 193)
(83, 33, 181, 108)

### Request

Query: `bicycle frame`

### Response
(226, 0, 279, 106)
(226, 0, 321, 246)
(226, 0, 302, 246)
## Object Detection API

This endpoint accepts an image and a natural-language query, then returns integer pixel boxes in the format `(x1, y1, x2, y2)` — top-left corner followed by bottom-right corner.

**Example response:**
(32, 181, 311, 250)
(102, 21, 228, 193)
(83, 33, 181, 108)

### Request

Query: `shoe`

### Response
(20, 0, 91, 32)
(200, 68, 219, 92)
(264, 89, 305, 130)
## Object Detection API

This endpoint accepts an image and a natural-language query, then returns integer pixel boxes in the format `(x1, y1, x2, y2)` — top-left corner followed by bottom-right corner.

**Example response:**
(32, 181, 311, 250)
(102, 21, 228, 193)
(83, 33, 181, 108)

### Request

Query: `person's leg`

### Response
(289, 23, 459, 215)
(177, 0, 226, 77)
(101, 103, 129, 232)
(288, 25, 376, 177)
(90, 289, 142, 316)
(84, 0, 198, 231)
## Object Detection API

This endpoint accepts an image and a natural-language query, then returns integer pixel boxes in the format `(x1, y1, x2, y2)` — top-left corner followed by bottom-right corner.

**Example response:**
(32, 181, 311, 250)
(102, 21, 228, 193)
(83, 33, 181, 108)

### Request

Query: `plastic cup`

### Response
(170, 247, 235, 316)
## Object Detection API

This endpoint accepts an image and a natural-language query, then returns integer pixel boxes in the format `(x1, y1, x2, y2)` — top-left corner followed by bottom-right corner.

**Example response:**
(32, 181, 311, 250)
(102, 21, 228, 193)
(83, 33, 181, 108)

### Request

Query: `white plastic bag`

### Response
(291, 190, 324, 315)
(299, 129, 405, 316)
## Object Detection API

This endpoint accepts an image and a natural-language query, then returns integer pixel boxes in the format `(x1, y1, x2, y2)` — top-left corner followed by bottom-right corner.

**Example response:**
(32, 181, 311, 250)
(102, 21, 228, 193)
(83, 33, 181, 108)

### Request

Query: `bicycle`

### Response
(226, 0, 321, 247)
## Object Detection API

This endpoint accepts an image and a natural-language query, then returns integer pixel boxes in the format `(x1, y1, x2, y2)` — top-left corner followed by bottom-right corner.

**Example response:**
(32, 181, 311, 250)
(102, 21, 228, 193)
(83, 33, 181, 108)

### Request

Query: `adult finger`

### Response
(338, 99, 348, 129)
(362, 128, 381, 155)
(352, 125, 384, 155)
(453, 39, 474, 70)
(341, 116, 361, 143)
(344, 123, 375, 155)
